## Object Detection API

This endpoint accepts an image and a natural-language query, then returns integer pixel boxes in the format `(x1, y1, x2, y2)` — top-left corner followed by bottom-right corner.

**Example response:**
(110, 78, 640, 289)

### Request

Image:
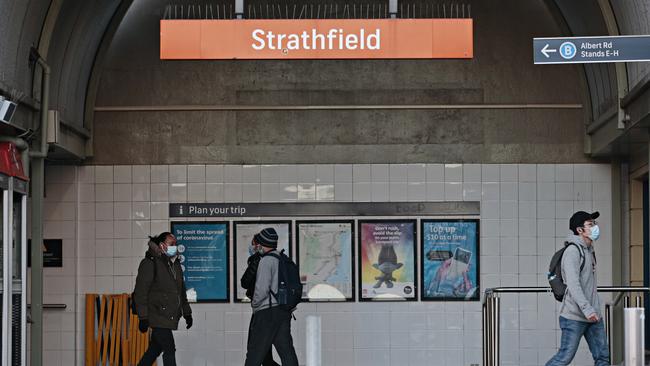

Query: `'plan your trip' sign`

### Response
(533, 35, 650, 64)
(169, 202, 480, 217)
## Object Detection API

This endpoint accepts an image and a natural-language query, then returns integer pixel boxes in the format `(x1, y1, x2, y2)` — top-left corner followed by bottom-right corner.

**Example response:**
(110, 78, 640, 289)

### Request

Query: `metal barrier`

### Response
(482, 286, 650, 366)
(306, 315, 322, 366)
(26, 304, 67, 323)
(624, 308, 645, 366)
(27, 303, 67, 310)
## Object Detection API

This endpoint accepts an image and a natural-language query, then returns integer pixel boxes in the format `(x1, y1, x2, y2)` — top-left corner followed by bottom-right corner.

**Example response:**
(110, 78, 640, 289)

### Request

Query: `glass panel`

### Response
(12, 193, 21, 281)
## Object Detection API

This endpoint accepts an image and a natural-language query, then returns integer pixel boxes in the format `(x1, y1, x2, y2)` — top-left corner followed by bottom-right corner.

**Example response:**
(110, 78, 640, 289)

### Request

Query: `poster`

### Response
(421, 220, 479, 301)
(359, 220, 416, 300)
(297, 221, 354, 301)
(233, 221, 291, 302)
(171, 222, 229, 302)
(27, 239, 63, 268)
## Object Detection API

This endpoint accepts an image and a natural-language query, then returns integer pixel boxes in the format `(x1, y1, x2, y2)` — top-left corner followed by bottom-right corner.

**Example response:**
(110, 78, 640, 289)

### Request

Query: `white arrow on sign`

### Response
(541, 44, 557, 58)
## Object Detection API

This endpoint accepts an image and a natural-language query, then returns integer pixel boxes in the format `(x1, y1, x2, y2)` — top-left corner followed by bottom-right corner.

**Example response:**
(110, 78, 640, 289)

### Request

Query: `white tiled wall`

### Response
(41, 165, 78, 366)
(40, 164, 613, 366)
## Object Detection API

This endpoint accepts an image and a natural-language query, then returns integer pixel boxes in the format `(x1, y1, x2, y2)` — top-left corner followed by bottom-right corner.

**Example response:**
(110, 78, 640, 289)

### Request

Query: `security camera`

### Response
(0, 96, 17, 124)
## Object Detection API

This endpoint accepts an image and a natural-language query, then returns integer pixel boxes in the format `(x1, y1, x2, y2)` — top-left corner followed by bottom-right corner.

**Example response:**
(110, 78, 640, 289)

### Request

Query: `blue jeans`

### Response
(546, 316, 609, 366)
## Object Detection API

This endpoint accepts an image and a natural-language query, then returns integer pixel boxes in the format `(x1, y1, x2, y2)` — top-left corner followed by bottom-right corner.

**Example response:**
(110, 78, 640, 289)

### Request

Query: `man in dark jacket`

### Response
(244, 228, 299, 366)
(135, 232, 192, 366)
(241, 232, 280, 366)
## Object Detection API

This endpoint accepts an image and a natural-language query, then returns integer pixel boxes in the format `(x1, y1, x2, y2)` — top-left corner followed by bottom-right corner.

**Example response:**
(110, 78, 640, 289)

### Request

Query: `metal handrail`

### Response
(25, 304, 66, 324)
(482, 286, 649, 366)
(484, 286, 650, 296)
(27, 304, 67, 310)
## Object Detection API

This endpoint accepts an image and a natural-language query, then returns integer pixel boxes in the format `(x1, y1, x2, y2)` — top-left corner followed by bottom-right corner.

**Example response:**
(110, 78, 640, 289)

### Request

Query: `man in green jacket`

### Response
(135, 232, 192, 366)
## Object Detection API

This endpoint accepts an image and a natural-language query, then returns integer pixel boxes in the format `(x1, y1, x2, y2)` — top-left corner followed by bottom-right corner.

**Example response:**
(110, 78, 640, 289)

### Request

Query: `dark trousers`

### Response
(262, 348, 280, 366)
(137, 327, 177, 366)
(244, 307, 298, 366)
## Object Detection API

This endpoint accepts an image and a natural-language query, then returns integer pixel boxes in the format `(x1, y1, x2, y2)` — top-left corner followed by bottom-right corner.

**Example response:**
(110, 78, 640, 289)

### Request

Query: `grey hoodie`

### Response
(251, 251, 279, 313)
(560, 234, 601, 322)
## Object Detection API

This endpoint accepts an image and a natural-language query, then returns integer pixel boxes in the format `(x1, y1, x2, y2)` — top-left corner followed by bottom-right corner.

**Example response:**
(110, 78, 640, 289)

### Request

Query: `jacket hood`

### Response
(566, 233, 589, 248)
(146, 240, 164, 257)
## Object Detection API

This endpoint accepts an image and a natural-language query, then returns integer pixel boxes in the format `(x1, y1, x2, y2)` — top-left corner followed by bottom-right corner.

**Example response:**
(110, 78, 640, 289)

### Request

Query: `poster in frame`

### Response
(358, 219, 417, 301)
(170, 221, 230, 302)
(420, 219, 480, 301)
(296, 220, 355, 302)
(233, 221, 292, 302)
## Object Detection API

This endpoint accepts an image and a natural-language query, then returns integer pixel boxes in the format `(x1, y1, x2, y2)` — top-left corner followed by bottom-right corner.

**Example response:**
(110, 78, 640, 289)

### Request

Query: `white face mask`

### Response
(165, 245, 178, 257)
(588, 225, 600, 241)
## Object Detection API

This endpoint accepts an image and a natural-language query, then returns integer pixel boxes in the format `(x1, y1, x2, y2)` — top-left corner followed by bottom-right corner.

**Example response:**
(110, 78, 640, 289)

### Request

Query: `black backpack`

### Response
(130, 255, 156, 315)
(265, 249, 303, 312)
(548, 242, 585, 302)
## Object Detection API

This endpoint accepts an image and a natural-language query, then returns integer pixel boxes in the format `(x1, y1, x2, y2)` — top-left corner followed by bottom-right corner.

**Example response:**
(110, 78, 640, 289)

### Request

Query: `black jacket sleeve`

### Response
(241, 254, 261, 291)
(134, 257, 155, 319)
(181, 280, 192, 316)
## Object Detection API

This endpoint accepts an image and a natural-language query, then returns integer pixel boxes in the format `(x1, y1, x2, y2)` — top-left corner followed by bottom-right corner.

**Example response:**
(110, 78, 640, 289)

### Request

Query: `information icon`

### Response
(560, 42, 577, 59)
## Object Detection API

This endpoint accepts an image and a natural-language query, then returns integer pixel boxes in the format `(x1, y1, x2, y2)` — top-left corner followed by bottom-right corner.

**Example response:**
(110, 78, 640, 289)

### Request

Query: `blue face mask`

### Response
(248, 245, 256, 256)
(165, 245, 178, 257)
(588, 225, 600, 241)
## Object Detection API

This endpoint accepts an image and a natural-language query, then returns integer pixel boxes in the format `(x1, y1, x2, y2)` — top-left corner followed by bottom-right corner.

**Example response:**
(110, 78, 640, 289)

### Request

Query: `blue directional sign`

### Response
(534, 36, 650, 64)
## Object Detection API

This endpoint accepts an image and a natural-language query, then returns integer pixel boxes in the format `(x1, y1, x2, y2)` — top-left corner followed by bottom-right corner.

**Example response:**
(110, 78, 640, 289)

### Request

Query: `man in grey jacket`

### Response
(244, 228, 299, 366)
(546, 211, 609, 366)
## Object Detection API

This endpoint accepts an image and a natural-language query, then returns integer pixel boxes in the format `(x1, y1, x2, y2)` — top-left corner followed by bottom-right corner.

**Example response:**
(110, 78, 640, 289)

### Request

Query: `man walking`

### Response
(546, 211, 609, 366)
(244, 228, 299, 366)
(241, 232, 280, 366)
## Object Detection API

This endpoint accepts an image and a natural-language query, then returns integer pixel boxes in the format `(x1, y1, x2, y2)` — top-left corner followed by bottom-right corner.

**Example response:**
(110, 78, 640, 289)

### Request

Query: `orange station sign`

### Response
(160, 19, 473, 60)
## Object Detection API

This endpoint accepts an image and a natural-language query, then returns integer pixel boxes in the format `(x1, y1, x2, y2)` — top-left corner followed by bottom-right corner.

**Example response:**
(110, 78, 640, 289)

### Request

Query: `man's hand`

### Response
(184, 315, 193, 329)
(138, 318, 149, 333)
(587, 313, 599, 322)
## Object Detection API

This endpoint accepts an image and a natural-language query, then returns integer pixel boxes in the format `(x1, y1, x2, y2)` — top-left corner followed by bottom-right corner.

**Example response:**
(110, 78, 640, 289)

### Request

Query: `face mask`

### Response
(165, 245, 178, 257)
(248, 245, 256, 256)
(588, 225, 600, 241)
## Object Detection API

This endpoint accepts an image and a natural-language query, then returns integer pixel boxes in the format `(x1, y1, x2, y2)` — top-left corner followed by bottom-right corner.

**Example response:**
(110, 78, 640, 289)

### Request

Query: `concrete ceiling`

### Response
(0, 0, 647, 159)
(549, 0, 650, 158)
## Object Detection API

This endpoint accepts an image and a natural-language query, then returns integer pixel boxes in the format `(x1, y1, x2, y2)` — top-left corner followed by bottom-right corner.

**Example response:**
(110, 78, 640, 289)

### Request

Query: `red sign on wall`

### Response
(0, 142, 28, 181)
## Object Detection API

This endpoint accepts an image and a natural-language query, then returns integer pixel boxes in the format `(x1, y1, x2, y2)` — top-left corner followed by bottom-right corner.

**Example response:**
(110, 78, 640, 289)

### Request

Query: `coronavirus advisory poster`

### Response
(171, 222, 229, 302)
(359, 220, 416, 300)
(421, 220, 479, 301)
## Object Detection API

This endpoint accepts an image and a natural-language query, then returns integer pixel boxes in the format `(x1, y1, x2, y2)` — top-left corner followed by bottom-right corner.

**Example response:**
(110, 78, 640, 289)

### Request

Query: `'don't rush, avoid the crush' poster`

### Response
(359, 220, 416, 300)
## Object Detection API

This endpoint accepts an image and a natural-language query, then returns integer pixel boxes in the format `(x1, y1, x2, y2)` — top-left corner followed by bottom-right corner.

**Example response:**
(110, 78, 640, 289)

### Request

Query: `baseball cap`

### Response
(569, 211, 600, 232)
